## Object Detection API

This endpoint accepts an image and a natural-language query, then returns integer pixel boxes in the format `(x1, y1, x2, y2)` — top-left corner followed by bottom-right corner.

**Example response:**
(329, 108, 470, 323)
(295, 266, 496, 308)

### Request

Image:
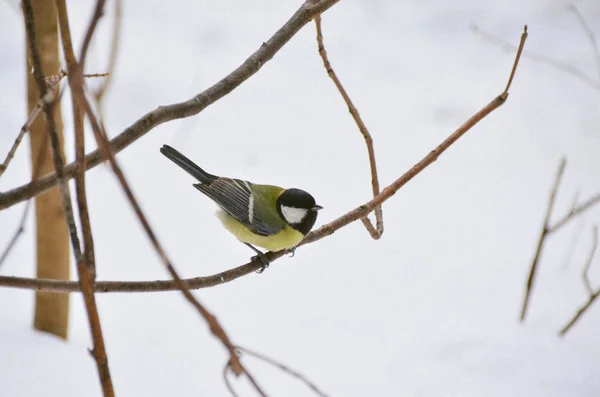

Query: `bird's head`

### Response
(277, 188, 323, 235)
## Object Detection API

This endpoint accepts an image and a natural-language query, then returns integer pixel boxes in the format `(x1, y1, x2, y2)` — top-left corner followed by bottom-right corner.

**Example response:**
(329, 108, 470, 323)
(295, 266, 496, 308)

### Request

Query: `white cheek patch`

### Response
(281, 206, 308, 224)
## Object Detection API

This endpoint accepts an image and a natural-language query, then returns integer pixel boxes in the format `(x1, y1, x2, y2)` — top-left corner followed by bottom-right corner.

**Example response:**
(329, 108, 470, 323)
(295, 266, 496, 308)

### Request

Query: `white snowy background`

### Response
(1, 0, 600, 396)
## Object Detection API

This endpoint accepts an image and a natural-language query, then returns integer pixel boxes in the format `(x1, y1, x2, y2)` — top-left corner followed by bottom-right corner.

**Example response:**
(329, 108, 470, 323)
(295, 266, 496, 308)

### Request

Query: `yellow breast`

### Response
(216, 210, 304, 252)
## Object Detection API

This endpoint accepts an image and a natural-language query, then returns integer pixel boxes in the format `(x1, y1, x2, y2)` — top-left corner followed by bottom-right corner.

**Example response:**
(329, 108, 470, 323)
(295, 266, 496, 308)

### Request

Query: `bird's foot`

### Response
(288, 248, 296, 258)
(252, 252, 270, 274)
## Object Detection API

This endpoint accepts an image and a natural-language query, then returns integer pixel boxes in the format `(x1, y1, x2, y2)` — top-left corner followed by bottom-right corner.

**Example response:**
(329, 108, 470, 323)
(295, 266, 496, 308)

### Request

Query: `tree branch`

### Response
(237, 346, 330, 397)
(0, 71, 65, 179)
(559, 225, 600, 336)
(0, 25, 528, 293)
(520, 158, 566, 322)
(314, 14, 383, 239)
(472, 18, 600, 91)
(0, 0, 340, 212)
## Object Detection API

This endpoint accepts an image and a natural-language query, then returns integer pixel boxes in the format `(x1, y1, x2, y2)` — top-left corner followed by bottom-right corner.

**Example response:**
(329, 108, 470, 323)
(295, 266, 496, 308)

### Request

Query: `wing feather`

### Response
(194, 178, 281, 236)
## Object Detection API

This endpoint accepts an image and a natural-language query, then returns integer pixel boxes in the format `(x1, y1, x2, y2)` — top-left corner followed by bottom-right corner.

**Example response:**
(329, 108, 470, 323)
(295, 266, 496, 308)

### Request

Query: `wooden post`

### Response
(26, 0, 70, 339)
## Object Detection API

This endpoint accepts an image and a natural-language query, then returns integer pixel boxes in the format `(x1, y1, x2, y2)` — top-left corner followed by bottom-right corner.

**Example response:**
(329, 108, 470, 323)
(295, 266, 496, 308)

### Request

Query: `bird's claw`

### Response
(253, 253, 270, 273)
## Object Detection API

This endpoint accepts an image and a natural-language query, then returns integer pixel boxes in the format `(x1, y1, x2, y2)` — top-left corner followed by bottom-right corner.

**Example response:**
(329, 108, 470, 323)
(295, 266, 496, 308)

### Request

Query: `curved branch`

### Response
(0, 0, 339, 211)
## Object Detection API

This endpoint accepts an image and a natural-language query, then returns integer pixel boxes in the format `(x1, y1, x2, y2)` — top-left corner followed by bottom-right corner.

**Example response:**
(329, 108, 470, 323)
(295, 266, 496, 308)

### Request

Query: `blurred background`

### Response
(1, 0, 599, 395)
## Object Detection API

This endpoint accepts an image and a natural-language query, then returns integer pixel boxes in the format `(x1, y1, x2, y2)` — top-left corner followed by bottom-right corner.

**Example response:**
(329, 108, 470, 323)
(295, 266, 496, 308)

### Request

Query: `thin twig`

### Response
(0, 71, 66, 178)
(559, 289, 600, 336)
(0, 128, 50, 268)
(520, 158, 566, 322)
(223, 364, 240, 397)
(94, 0, 121, 105)
(314, 14, 383, 239)
(569, 4, 600, 82)
(559, 225, 599, 336)
(238, 346, 330, 397)
(503, 25, 527, 96)
(0, 26, 529, 294)
(472, 23, 600, 91)
(0, 200, 32, 266)
(79, 0, 106, 71)
(583, 226, 598, 295)
(0, 0, 341, 212)
(547, 192, 600, 233)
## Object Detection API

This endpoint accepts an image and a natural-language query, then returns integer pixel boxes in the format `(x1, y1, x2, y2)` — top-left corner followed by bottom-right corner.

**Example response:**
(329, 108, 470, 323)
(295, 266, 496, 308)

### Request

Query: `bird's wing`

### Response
(194, 178, 283, 236)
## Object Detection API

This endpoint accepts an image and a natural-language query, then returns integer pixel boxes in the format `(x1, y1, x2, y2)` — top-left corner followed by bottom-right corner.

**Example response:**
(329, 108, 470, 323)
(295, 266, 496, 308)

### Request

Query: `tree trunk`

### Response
(26, 0, 70, 339)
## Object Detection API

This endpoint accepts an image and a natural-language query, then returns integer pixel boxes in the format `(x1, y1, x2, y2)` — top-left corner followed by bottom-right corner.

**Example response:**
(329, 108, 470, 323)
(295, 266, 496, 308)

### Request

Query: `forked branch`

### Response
(315, 14, 383, 239)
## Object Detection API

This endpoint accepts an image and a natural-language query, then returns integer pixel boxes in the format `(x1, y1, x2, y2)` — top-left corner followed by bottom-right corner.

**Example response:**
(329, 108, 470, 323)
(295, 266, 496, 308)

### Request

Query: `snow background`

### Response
(1, 0, 600, 396)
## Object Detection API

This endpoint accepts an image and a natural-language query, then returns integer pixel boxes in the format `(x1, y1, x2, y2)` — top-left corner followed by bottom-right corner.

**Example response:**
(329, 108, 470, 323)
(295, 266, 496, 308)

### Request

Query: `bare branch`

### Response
(223, 365, 240, 397)
(0, 70, 65, 178)
(0, 26, 528, 294)
(583, 226, 598, 295)
(79, 0, 106, 71)
(238, 346, 330, 397)
(0, 0, 341, 212)
(569, 4, 600, 82)
(0, 200, 32, 267)
(548, 192, 600, 233)
(560, 226, 599, 336)
(314, 14, 383, 239)
(559, 289, 600, 336)
(93, 0, 121, 105)
(472, 24, 600, 90)
(520, 158, 566, 322)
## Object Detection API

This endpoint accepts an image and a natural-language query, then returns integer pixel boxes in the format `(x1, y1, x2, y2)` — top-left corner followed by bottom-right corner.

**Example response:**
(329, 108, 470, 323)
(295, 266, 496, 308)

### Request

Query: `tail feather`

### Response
(160, 145, 217, 184)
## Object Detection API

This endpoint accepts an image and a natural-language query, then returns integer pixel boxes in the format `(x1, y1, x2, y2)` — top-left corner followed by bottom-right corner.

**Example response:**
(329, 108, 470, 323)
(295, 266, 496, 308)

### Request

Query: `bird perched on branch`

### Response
(160, 145, 322, 272)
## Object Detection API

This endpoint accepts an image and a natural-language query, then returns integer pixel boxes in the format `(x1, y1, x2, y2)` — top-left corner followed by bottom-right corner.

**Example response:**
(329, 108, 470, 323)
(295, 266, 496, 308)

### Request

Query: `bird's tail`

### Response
(160, 145, 217, 184)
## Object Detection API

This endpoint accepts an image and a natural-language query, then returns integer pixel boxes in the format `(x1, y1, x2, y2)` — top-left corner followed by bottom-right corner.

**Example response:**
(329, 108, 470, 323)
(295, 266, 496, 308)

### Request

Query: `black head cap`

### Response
(276, 188, 323, 235)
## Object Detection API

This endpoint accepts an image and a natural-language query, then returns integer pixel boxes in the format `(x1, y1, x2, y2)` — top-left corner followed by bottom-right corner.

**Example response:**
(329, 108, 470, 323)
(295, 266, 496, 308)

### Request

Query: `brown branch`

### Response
(53, 1, 115, 395)
(78, 67, 252, 378)
(560, 225, 600, 336)
(314, 14, 383, 239)
(471, 23, 600, 91)
(0, 0, 341, 212)
(520, 158, 566, 322)
(0, 25, 529, 294)
(238, 346, 330, 397)
(0, 70, 66, 178)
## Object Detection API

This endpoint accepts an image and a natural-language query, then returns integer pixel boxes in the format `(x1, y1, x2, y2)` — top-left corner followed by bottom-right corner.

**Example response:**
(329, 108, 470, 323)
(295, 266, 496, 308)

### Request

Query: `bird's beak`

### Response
(312, 204, 323, 211)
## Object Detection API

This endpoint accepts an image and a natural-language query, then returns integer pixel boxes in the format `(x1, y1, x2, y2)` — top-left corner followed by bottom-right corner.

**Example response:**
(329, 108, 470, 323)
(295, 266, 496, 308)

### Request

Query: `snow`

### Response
(1, 0, 600, 396)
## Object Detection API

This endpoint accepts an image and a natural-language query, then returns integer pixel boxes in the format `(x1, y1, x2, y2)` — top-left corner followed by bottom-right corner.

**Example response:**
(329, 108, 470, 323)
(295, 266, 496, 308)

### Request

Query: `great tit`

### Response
(160, 145, 322, 270)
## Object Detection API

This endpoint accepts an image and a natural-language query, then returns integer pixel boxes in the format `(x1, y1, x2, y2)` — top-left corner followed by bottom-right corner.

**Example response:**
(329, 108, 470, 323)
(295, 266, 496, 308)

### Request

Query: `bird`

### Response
(160, 144, 322, 271)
